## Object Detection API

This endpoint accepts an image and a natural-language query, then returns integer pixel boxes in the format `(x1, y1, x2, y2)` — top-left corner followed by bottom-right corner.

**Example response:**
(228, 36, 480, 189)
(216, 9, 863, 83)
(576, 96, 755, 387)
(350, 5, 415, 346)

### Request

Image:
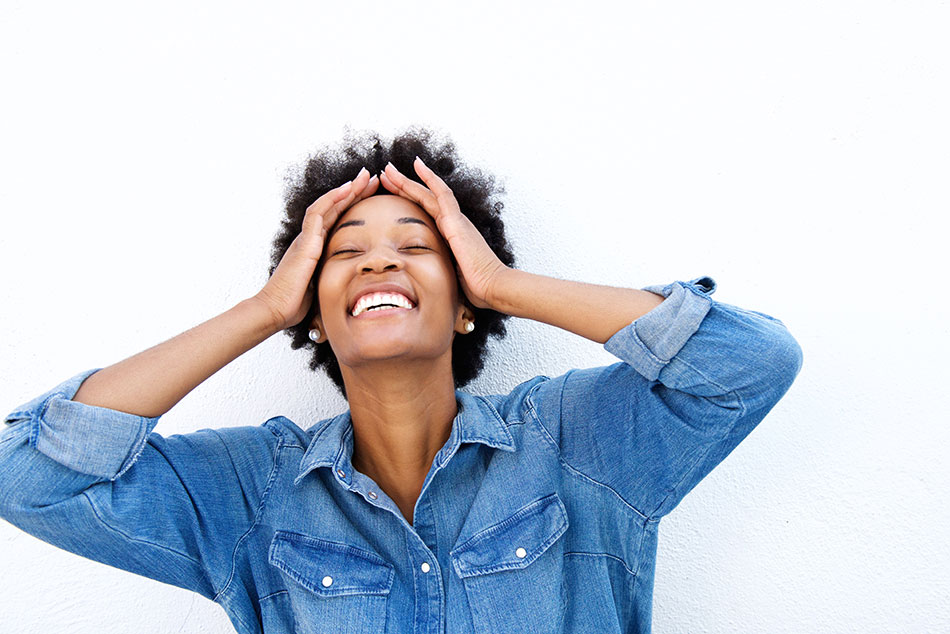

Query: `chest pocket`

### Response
(268, 530, 393, 634)
(449, 493, 569, 634)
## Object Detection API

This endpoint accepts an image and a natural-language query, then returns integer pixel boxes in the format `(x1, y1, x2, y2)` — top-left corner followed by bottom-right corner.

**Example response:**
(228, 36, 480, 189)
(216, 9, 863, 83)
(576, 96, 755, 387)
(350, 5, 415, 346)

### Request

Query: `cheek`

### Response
(446, 268, 462, 304)
(315, 271, 338, 317)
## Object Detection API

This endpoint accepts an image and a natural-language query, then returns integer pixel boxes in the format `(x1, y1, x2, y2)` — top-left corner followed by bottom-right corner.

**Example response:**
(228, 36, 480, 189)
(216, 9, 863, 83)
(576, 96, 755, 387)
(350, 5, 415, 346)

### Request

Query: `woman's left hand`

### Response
(379, 157, 511, 310)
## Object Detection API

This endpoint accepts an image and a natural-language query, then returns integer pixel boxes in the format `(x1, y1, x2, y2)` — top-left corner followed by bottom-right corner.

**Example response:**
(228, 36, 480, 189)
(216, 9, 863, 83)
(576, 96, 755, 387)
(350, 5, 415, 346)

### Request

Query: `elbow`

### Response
(0, 421, 96, 523)
(739, 327, 803, 417)
(0, 426, 35, 520)
(774, 327, 804, 395)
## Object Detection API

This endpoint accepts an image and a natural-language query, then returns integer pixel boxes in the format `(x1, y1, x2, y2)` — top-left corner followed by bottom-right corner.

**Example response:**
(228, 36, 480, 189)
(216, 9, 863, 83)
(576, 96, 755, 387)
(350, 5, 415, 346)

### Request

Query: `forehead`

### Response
(329, 195, 434, 236)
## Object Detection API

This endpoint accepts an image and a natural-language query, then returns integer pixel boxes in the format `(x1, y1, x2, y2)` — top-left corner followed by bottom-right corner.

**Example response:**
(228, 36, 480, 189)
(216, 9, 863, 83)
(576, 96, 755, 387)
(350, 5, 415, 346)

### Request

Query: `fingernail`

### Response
(357, 167, 368, 178)
(386, 161, 396, 171)
(415, 156, 425, 165)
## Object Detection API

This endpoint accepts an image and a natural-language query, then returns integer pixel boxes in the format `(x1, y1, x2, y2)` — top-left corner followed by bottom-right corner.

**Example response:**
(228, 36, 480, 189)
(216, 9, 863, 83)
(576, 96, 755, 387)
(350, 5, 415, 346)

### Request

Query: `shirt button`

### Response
(421, 562, 430, 573)
(515, 547, 527, 558)
(322, 576, 333, 587)
(368, 491, 378, 500)
(336, 469, 346, 478)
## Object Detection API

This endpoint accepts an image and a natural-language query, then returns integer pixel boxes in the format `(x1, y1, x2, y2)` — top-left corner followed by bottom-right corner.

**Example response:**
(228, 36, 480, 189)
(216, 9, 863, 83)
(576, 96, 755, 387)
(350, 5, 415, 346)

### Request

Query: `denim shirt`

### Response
(0, 276, 803, 634)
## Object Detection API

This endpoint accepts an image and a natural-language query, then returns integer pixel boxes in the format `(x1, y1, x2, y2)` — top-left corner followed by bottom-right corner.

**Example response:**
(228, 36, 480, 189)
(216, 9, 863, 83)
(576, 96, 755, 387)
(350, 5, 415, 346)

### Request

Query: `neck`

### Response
(340, 354, 459, 515)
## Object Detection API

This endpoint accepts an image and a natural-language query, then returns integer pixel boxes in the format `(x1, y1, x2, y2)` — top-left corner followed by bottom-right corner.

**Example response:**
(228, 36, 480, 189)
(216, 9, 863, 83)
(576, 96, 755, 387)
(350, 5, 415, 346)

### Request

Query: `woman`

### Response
(0, 128, 803, 634)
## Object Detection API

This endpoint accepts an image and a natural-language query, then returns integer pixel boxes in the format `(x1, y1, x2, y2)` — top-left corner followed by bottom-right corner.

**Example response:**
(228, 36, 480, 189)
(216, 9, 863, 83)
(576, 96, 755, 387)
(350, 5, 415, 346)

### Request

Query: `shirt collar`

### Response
(294, 389, 516, 486)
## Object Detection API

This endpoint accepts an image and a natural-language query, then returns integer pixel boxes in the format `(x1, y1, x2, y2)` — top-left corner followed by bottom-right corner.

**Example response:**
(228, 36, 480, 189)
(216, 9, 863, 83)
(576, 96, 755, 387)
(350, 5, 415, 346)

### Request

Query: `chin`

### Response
(339, 339, 452, 367)
(338, 339, 417, 363)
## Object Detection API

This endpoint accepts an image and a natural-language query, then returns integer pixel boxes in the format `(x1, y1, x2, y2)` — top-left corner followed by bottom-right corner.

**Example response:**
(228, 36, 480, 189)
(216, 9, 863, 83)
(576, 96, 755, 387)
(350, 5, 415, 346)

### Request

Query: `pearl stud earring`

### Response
(464, 321, 475, 333)
(309, 328, 321, 342)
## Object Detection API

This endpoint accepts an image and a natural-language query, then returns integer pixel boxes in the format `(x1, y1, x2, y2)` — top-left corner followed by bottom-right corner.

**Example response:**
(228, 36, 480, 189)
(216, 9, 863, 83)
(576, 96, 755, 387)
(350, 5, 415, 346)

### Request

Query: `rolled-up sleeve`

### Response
(3, 367, 160, 481)
(527, 276, 804, 520)
(0, 368, 277, 601)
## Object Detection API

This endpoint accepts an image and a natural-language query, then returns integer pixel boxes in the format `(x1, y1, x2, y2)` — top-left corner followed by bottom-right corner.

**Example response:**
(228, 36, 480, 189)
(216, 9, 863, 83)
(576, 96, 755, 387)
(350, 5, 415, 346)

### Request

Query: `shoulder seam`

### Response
(523, 377, 560, 452)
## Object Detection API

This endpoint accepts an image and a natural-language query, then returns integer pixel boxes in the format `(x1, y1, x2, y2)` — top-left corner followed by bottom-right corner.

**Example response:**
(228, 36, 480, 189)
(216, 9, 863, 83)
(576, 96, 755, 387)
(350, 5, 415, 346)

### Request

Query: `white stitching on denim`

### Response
(564, 551, 638, 577)
(111, 416, 153, 481)
(523, 377, 559, 451)
(259, 589, 288, 602)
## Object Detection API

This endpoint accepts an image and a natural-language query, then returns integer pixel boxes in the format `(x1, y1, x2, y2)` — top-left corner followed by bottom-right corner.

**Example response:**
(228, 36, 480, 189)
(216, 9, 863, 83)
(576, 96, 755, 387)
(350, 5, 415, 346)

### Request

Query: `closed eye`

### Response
(330, 245, 431, 256)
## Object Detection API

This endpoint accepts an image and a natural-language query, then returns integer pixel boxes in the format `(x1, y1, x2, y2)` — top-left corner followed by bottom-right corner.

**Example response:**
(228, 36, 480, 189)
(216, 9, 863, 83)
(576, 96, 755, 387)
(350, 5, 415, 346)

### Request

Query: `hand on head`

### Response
(256, 167, 379, 330)
(379, 158, 510, 311)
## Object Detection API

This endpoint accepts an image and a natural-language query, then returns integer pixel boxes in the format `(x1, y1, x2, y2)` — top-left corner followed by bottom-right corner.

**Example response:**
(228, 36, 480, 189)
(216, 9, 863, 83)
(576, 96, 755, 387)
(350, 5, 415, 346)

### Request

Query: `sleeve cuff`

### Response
(604, 276, 717, 381)
(3, 368, 161, 481)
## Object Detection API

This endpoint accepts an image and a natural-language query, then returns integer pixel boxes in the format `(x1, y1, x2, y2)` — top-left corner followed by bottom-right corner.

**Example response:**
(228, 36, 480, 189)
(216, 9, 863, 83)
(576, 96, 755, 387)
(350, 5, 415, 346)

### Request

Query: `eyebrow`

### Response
(328, 216, 435, 239)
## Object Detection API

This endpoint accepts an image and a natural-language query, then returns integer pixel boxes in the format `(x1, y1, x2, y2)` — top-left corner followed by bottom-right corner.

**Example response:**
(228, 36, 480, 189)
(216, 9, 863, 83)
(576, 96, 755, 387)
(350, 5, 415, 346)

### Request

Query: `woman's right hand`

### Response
(256, 167, 378, 331)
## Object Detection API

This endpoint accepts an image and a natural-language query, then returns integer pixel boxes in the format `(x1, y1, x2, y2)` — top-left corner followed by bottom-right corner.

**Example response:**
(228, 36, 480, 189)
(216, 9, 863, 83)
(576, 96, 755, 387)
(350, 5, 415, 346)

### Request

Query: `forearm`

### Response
(72, 297, 281, 418)
(489, 269, 667, 344)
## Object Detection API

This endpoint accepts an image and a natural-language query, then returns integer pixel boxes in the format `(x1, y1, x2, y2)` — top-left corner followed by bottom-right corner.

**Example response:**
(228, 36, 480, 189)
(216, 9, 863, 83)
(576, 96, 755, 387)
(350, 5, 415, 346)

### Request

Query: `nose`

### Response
(359, 245, 404, 274)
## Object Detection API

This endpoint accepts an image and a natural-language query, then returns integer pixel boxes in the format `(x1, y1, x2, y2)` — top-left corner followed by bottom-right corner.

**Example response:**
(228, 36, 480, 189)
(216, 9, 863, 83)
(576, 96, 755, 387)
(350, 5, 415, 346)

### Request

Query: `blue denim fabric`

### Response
(0, 276, 803, 634)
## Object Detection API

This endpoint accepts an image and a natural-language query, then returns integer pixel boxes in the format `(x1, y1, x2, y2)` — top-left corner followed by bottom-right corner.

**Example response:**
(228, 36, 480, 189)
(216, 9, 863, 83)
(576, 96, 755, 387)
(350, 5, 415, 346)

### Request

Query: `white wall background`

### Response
(1, 1, 947, 632)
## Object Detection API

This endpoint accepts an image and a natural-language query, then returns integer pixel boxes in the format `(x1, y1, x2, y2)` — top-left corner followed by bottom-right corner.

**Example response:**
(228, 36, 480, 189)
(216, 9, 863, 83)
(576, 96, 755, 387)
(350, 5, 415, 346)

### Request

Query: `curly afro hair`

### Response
(268, 126, 516, 400)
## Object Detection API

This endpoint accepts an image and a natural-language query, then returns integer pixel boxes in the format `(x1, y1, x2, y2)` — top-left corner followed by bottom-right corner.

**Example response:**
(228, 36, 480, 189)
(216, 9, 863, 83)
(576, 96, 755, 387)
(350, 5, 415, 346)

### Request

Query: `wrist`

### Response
(486, 267, 525, 316)
(242, 295, 287, 336)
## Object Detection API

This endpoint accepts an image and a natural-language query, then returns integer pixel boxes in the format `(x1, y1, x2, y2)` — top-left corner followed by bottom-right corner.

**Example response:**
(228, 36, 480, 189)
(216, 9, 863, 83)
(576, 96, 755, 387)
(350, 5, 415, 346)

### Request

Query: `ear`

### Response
(454, 303, 476, 335)
(309, 314, 327, 344)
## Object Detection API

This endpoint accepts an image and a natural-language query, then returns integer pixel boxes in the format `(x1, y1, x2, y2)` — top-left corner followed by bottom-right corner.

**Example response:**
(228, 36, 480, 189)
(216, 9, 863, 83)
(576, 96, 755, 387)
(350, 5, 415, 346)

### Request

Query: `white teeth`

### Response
(351, 292, 415, 317)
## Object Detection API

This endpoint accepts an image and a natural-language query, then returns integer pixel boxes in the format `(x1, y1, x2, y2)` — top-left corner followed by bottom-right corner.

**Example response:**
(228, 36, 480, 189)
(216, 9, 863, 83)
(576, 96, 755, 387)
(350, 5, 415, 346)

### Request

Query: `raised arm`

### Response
(0, 169, 378, 601)
(378, 157, 667, 343)
(73, 169, 377, 417)
(380, 159, 803, 519)
(486, 269, 667, 344)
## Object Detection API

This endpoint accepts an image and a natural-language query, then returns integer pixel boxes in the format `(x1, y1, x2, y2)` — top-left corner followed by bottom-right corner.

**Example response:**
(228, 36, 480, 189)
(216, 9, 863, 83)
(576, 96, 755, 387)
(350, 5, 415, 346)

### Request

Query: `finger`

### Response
(345, 166, 372, 200)
(380, 168, 425, 206)
(318, 168, 379, 239)
(332, 169, 376, 219)
(352, 174, 380, 204)
(304, 168, 372, 236)
(379, 163, 406, 193)
(301, 179, 352, 235)
(382, 162, 441, 218)
(378, 170, 402, 195)
(330, 167, 371, 208)
(305, 167, 365, 216)
(329, 180, 353, 202)
(413, 157, 459, 209)
(412, 156, 447, 190)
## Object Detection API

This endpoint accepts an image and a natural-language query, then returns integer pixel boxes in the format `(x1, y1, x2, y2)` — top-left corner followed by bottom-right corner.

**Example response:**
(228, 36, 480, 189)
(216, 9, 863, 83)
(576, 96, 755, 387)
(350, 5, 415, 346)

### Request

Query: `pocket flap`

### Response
(450, 493, 569, 579)
(268, 530, 394, 597)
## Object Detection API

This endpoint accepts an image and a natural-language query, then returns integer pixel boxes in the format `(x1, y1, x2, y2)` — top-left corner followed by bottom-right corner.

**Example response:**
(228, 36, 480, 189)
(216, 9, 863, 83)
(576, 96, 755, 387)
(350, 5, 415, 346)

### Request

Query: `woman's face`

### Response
(314, 194, 470, 369)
